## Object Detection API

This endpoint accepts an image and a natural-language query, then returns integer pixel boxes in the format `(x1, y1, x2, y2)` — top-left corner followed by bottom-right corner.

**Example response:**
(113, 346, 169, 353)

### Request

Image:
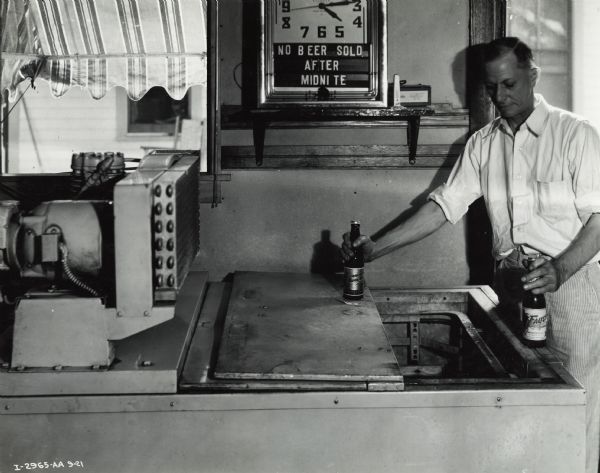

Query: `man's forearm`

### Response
(370, 200, 448, 260)
(555, 213, 600, 284)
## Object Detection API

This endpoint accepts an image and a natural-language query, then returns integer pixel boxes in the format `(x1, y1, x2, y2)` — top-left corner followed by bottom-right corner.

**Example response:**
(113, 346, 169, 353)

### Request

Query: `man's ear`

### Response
(530, 66, 540, 87)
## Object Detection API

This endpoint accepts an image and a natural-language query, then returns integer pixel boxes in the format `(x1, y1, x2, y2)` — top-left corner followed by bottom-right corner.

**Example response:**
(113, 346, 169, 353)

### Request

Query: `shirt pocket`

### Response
(536, 179, 572, 219)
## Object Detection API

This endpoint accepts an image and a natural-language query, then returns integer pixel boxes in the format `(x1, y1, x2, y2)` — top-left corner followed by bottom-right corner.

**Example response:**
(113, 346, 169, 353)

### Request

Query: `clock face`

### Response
(273, 0, 368, 44)
(259, 0, 387, 107)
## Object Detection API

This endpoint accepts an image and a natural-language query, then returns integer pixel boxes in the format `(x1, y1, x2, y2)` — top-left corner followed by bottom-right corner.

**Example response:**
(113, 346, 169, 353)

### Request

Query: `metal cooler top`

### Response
(214, 271, 402, 385)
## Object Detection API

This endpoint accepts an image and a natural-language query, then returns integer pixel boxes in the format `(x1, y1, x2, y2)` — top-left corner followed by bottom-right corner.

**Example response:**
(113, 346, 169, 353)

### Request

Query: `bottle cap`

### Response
(525, 254, 540, 270)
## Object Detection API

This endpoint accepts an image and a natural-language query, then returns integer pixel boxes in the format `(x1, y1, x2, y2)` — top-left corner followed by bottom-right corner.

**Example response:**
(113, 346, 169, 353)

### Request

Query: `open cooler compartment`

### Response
(372, 286, 566, 388)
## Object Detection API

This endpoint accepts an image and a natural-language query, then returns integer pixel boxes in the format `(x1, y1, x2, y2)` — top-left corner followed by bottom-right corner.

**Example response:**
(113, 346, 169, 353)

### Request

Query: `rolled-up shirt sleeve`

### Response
(428, 133, 484, 224)
(569, 120, 600, 224)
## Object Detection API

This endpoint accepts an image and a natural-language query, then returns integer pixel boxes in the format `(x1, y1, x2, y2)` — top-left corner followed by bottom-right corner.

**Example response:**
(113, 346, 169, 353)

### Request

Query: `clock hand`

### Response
(290, 0, 356, 11)
(320, 1, 357, 7)
(290, 4, 321, 10)
(320, 4, 342, 21)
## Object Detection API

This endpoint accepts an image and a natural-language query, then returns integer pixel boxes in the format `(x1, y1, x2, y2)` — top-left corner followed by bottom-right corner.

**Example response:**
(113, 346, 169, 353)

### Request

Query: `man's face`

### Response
(484, 51, 537, 124)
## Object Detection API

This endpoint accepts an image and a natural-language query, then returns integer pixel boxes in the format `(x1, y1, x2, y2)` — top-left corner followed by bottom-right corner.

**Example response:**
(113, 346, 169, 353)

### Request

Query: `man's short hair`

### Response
(483, 37, 535, 68)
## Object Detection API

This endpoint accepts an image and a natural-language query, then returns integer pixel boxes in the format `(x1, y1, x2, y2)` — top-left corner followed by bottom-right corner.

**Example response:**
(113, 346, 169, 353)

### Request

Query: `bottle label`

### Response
(522, 307, 548, 341)
(343, 266, 364, 297)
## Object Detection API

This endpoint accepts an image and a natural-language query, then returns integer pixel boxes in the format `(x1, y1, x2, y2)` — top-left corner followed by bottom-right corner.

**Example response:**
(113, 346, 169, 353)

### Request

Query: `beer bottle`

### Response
(522, 256, 547, 347)
(343, 220, 364, 300)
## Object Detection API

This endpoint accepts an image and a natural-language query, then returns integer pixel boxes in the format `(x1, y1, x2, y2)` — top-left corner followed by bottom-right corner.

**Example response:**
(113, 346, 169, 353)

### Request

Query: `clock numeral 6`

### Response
(296, 25, 344, 39)
(281, 0, 290, 13)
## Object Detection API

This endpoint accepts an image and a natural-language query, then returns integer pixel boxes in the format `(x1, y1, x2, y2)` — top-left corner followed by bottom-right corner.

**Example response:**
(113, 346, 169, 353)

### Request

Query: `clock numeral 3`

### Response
(353, 0, 362, 12)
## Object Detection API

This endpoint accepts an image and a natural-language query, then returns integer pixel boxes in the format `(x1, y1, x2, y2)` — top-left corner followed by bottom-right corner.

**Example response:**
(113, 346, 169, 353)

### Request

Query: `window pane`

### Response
(507, 0, 539, 46)
(540, 0, 569, 50)
(538, 74, 570, 110)
(507, 0, 571, 110)
(128, 87, 190, 134)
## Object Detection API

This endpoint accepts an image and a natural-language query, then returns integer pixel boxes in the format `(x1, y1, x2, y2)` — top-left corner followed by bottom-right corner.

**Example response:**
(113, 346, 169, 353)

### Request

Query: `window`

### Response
(127, 86, 191, 135)
(507, 0, 571, 110)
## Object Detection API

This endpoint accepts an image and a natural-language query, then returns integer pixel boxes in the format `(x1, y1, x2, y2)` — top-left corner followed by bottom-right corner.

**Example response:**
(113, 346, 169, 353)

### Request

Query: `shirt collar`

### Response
(488, 93, 549, 138)
(523, 94, 549, 136)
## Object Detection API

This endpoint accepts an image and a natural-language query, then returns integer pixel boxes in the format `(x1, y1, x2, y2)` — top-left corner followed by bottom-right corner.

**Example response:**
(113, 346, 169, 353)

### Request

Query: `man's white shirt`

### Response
(429, 94, 600, 261)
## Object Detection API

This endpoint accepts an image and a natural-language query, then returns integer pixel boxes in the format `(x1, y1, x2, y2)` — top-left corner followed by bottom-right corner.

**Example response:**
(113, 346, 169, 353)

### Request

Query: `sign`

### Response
(258, 0, 387, 107)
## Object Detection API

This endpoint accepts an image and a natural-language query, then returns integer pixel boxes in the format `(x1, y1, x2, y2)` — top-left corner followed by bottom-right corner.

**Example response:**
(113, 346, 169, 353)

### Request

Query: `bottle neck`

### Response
(350, 224, 360, 242)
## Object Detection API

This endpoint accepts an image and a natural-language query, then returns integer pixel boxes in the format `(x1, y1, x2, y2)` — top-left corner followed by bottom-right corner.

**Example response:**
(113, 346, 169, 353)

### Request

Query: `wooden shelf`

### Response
(221, 144, 461, 169)
(222, 104, 468, 128)
(219, 105, 469, 169)
(227, 106, 435, 166)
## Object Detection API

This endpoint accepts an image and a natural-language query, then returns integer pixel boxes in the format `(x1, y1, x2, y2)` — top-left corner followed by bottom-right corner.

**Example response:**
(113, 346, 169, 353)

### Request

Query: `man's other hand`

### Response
(522, 257, 562, 294)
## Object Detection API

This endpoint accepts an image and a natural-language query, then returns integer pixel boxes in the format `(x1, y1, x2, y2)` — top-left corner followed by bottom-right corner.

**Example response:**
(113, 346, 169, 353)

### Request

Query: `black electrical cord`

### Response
(0, 59, 45, 125)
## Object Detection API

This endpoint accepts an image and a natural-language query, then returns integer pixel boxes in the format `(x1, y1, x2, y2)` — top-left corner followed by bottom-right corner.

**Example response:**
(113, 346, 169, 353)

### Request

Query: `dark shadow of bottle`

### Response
(310, 229, 343, 276)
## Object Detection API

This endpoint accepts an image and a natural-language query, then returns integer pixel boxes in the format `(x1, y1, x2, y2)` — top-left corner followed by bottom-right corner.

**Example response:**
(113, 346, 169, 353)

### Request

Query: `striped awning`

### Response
(1, 0, 207, 101)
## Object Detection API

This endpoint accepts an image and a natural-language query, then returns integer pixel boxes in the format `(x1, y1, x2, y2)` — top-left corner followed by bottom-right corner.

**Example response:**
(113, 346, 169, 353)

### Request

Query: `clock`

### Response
(258, 0, 387, 107)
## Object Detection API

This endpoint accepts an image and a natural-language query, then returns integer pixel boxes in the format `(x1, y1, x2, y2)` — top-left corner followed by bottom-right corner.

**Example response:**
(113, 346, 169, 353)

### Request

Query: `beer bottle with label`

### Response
(522, 256, 547, 347)
(343, 220, 364, 300)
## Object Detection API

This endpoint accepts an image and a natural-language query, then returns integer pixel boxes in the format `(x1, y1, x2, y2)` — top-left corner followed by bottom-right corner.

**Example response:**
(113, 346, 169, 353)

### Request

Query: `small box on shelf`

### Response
(389, 75, 432, 108)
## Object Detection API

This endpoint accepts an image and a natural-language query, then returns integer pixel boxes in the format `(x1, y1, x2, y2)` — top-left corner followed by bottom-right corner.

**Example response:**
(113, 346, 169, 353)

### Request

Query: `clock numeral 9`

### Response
(281, 0, 290, 13)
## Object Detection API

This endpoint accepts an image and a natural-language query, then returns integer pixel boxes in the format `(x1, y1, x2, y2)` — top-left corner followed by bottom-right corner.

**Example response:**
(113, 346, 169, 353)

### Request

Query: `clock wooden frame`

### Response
(258, 0, 387, 108)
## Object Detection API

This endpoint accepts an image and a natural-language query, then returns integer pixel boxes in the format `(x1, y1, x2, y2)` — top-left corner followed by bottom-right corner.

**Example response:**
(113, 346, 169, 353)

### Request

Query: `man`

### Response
(342, 37, 600, 473)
